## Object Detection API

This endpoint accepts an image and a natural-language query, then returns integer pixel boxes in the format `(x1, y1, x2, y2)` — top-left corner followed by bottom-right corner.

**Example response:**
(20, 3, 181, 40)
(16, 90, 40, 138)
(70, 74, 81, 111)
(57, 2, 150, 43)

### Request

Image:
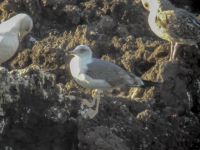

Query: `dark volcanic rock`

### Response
(0, 0, 200, 150)
(0, 66, 80, 150)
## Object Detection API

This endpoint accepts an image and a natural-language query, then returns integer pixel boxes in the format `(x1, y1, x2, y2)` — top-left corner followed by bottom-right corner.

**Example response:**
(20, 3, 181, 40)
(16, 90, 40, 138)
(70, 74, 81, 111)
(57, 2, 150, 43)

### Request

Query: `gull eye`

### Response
(144, 2, 149, 9)
(23, 26, 30, 32)
(23, 23, 32, 32)
(79, 48, 87, 53)
(25, 28, 29, 32)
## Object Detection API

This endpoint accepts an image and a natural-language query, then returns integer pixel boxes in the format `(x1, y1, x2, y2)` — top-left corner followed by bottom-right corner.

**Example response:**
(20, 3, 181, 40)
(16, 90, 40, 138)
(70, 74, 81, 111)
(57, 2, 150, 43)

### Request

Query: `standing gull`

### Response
(141, 0, 200, 61)
(69, 45, 154, 118)
(0, 13, 33, 64)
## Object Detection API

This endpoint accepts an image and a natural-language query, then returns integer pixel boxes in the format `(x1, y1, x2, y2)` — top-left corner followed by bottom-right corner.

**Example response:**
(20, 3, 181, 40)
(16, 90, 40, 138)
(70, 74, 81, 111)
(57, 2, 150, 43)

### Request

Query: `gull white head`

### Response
(141, 0, 160, 11)
(7, 13, 33, 41)
(17, 13, 33, 41)
(70, 45, 93, 59)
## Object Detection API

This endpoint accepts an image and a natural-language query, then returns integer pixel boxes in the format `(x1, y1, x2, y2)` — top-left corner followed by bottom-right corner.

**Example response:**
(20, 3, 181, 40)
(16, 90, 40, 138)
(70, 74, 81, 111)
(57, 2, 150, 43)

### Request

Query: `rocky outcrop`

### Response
(0, 0, 200, 150)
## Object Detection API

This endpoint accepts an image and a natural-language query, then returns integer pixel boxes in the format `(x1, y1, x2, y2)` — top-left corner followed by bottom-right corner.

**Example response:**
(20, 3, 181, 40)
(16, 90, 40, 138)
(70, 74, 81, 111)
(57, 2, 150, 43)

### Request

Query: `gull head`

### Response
(141, 0, 160, 11)
(70, 45, 93, 59)
(18, 14, 33, 41)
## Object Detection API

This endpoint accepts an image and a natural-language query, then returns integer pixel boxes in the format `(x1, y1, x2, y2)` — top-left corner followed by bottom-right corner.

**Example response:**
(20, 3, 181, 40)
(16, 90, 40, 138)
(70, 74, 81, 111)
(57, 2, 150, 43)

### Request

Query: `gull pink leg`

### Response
(169, 42, 174, 61)
(81, 98, 96, 108)
(86, 90, 103, 119)
(172, 43, 180, 60)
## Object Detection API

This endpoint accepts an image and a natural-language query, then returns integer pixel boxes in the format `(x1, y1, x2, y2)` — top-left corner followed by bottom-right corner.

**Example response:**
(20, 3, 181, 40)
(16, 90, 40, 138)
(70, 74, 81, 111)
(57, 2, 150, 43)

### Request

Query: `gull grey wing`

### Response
(86, 59, 133, 87)
(0, 17, 19, 34)
(156, 10, 173, 29)
(157, 9, 200, 41)
(0, 34, 19, 64)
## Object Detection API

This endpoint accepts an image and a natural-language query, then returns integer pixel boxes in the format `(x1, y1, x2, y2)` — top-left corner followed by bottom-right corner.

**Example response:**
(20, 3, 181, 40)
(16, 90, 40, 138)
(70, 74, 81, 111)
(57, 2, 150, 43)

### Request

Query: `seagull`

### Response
(0, 13, 33, 64)
(141, 0, 200, 61)
(69, 45, 157, 119)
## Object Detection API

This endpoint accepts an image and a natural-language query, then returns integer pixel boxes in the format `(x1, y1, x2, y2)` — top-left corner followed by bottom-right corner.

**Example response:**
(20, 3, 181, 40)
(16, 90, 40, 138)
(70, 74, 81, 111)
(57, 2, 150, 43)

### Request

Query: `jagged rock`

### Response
(78, 126, 130, 150)
(0, 66, 79, 149)
(0, 0, 200, 149)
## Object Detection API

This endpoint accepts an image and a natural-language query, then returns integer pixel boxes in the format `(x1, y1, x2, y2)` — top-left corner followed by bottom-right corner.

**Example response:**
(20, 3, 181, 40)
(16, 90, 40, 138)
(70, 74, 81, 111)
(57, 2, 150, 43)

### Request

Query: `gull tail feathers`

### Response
(140, 79, 161, 88)
(128, 73, 161, 88)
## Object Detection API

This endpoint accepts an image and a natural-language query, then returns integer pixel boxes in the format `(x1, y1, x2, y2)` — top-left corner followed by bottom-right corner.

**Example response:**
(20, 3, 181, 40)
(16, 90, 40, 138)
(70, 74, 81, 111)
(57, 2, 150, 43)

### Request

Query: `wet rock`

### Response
(0, 66, 80, 150)
(41, 0, 81, 7)
(77, 96, 200, 150)
(79, 126, 130, 150)
(62, 5, 81, 26)
(97, 16, 116, 34)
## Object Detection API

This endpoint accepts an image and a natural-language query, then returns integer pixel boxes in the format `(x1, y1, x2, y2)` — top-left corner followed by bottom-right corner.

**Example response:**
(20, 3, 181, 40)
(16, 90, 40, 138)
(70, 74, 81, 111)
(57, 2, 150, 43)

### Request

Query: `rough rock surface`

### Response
(0, 0, 200, 150)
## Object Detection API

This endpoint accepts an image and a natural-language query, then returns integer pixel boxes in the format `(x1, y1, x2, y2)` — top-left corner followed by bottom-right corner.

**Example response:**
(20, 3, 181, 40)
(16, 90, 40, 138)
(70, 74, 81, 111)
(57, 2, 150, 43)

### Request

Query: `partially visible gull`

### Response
(141, 0, 200, 61)
(69, 45, 155, 119)
(0, 13, 33, 64)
